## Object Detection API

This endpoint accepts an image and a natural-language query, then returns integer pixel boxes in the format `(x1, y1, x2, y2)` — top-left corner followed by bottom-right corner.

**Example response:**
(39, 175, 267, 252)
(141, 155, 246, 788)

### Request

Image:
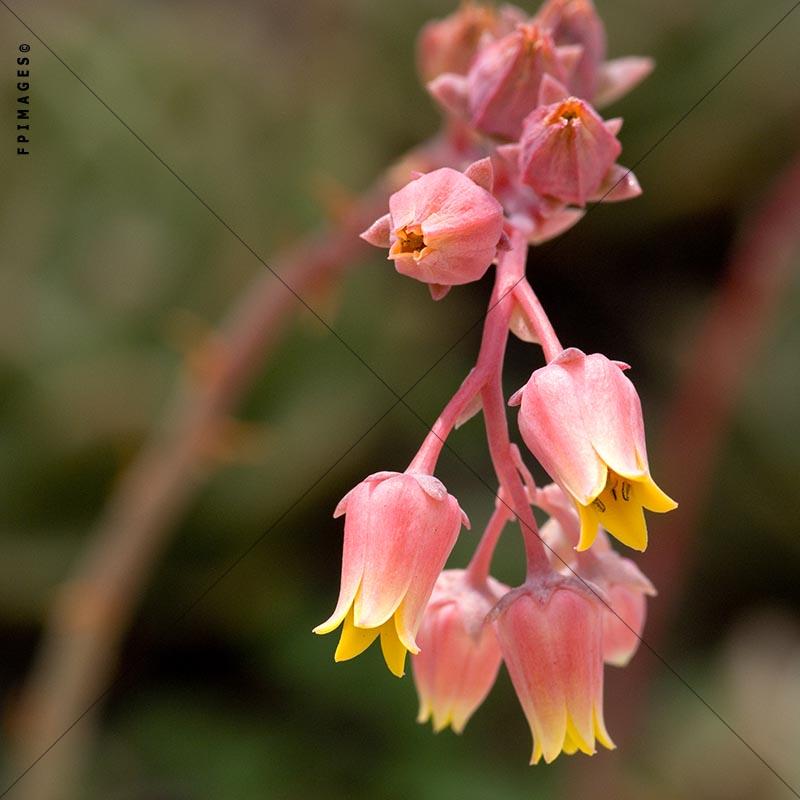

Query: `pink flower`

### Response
(537, 487, 657, 667)
(510, 348, 676, 551)
(586, 530, 656, 666)
(429, 23, 581, 141)
(535, 0, 654, 107)
(313, 471, 469, 677)
(492, 579, 614, 763)
(360, 160, 506, 298)
(535, 0, 606, 99)
(416, 3, 523, 83)
(517, 94, 622, 206)
(413, 569, 507, 733)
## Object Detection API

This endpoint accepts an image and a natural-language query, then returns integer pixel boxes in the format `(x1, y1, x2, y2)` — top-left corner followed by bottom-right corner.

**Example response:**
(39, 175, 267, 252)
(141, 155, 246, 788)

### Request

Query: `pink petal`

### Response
(360, 213, 392, 248)
(594, 56, 654, 108)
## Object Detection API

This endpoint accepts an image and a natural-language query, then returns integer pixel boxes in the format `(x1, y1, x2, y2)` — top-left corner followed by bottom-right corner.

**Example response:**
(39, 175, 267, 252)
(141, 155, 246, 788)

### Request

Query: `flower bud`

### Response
(492, 578, 614, 764)
(360, 160, 506, 297)
(314, 471, 469, 677)
(416, 3, 524, 83)
(510, 348, 676, 551)
(428, 23, 581, 141)
(413, 569, 507, 733)
(535, 0, 606, 99)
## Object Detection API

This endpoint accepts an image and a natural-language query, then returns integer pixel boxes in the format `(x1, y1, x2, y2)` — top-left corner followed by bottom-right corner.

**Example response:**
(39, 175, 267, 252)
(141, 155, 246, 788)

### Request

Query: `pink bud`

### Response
(461, 24, 575, 140)
(517, 97, 622, 206)
(510, 349, 677, 551)
(416, 3, 524, 84)
(360, 163, 505, 292)
(314, 471, 469, 677)
(535, 0, 606, 100)
(492, 579, 614, 764)
(413, 570, 507, 733)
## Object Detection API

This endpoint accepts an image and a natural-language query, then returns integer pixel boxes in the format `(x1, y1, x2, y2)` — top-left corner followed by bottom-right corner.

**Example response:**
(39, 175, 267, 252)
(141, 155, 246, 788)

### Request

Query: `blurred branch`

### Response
(570, 152, 800, 797)
(6, 138, 445, 800)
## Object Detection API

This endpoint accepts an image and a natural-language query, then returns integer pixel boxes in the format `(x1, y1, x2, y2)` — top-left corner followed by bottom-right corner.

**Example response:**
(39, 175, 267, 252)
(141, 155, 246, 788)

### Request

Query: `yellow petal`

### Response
(638, 475, 678, 513)
(593, 707, 615, 751)
(379, 617, 409, 678)
(565, 714, 595, 756)
(577, 471, 649, 551)
(576, 502, 601, 551)
(334, 606, 379, 662)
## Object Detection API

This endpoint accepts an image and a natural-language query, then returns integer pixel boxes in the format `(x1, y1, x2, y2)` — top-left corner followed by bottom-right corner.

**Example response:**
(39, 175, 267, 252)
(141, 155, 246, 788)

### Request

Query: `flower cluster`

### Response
(314, 0, 675, 765)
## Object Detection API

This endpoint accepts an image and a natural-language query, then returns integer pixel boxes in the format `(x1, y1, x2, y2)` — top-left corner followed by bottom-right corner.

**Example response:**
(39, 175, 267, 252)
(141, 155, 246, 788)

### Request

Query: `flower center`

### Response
(548, 99, 583, 127)
(397, 226, 426, 255)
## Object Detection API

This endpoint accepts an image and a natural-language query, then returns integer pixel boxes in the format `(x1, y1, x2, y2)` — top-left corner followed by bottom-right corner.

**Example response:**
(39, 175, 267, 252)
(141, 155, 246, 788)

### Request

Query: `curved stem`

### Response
(466, 503, 512, 586)
(513, 278, 563, 362)
(409, 240, 526, 474)
(481, 372, 550, 578)
(479, 229, 552, 578)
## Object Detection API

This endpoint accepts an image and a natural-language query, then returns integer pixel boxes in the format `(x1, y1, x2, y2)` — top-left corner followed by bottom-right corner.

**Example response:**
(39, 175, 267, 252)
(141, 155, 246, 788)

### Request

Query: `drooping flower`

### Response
(428, 23, 581, 141)
(313, 471, 469, 677)
(510, 348, 677, 551)
(536, 483, 657, 667)
(360, 159, 506, 299)
(413, 569, 507, 733)
(492, 578, 614, 764)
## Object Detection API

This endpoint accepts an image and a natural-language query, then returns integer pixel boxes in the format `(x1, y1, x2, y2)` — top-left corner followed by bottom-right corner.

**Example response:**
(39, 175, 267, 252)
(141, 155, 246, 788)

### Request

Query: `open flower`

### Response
(413, 569, 507, 733)
(492, 579, 614, 764)
(360, 159, 506, 299)
(313, 471, 469, 677)
(510, 348, 676, 551)
(517, 92, 622, 206)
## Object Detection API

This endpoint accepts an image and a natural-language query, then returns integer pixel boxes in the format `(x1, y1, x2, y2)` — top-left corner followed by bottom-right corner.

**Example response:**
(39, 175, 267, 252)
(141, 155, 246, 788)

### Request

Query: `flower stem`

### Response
(466, 503, 511, 586)
(513, 278, 563, 362)
(479, 229, 552, 578)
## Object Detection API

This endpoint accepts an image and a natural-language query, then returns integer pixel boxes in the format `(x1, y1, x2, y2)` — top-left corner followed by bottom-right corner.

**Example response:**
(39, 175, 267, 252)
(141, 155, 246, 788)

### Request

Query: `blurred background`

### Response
(1, 0, 799, 798)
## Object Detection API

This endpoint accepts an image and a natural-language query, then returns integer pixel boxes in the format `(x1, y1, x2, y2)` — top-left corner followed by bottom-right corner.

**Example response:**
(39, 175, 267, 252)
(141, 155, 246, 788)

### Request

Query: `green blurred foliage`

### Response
(1, 0, 799, 798)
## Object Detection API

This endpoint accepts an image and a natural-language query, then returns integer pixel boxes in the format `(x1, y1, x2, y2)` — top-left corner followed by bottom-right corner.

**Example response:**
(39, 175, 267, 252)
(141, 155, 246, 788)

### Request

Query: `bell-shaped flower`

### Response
(492, 577, 614, 764)
(360, 160, 506, 299)
(585, 530, 656, 666)
(428, 23, 581, 141)
(510, 348, 676, 552)
(536, 484, 657, 667)
(413, 569, 507, 733)
(517, 89, 622, 206)
(314, 471, 469, 677)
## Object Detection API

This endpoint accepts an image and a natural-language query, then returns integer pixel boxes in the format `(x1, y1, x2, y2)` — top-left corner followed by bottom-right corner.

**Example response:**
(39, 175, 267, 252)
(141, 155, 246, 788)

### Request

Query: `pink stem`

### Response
(481, 371, 550, 578)
(466, 504, 511, 586)
(513, 278, 564, 362)
(479, 229, 552, 578)
(409, 242, 525, 474)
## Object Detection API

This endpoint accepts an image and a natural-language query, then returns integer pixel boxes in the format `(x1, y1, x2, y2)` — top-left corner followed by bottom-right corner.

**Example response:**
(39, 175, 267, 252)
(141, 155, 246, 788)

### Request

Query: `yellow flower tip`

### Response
(334, 607, 379, 662)
(565, 717, 595, 756)
(379, 617, 409, 678)
(593, 709, 615, 751)
(416, 704, 431, 725)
